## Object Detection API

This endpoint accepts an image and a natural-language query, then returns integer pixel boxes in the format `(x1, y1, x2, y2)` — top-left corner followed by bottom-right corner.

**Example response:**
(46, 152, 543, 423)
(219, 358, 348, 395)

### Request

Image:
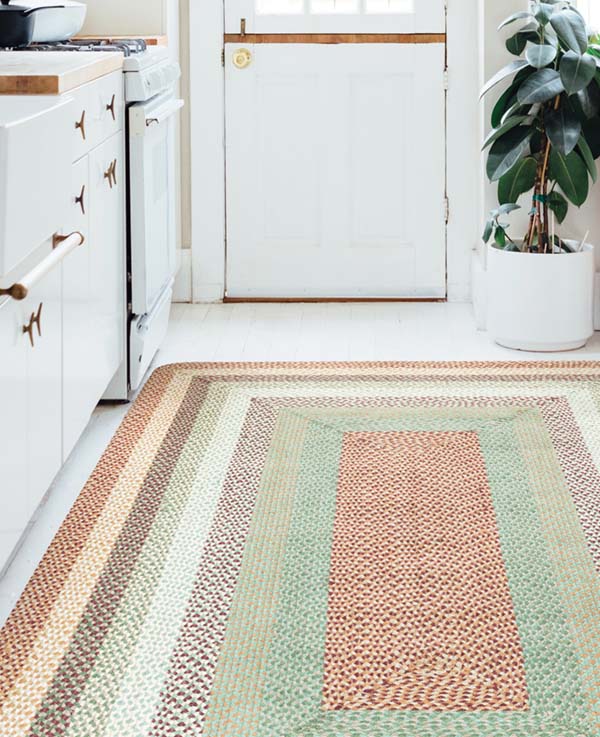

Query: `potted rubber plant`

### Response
(481, 0, 598, 351)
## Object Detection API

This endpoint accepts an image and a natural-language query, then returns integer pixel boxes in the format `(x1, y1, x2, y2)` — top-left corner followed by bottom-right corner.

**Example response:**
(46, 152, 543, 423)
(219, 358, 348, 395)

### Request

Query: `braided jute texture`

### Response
(1, 362, 600, 737)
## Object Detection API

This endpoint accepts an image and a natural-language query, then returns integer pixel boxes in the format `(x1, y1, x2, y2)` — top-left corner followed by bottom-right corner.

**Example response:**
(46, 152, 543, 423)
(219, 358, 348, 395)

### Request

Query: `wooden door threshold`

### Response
(224, 33, 446, 44)
(224, 297, 447, 303)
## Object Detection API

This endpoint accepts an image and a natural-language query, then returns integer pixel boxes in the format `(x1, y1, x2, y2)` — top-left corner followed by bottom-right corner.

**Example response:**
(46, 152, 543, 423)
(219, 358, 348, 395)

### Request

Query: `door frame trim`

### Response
(223, 33, 446, 43)
(188, 0, 518, 303)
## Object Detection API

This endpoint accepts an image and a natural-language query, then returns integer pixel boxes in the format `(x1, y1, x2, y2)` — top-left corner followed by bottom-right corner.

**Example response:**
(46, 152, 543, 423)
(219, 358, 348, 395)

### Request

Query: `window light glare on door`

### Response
(256, 0, 303, 15)
(256, 0, 413, 14)
(365, 0, 413, 14)
(311, 0, 359, 14)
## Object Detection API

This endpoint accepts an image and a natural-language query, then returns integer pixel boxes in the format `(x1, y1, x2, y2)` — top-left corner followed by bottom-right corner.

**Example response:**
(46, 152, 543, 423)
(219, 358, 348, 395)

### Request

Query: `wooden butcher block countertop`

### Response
(0, 51, 124, 95)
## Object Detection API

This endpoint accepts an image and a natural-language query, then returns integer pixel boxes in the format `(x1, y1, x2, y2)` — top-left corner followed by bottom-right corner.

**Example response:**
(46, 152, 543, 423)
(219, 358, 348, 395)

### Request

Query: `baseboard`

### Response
(472, 250, 600, 332)
(172, 249, 192, 303)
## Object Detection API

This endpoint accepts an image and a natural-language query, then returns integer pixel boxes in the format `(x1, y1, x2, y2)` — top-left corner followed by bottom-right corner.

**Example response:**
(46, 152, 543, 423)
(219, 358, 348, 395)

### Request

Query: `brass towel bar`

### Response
(0, 231, 85, 302)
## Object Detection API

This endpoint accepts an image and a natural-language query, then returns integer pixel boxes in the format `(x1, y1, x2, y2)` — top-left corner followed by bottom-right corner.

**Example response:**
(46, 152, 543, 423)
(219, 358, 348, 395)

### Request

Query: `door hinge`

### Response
(221, 48, 225, 67)
(444, 196, 450, 224)
(443, 69, 449, 90)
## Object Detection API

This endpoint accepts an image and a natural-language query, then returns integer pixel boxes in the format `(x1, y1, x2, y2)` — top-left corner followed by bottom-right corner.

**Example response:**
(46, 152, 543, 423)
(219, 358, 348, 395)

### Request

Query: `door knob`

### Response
(233, 48, 252, 69)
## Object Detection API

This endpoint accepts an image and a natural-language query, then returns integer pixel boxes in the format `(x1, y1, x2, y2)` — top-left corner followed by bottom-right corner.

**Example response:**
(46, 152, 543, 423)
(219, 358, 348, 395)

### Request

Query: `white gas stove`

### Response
(122, 46, 181, 102)
(26, 38, 181, 102)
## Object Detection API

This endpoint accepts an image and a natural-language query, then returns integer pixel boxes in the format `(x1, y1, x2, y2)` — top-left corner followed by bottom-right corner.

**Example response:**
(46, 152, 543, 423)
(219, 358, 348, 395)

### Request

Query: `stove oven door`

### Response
(128, 91, 184, 316)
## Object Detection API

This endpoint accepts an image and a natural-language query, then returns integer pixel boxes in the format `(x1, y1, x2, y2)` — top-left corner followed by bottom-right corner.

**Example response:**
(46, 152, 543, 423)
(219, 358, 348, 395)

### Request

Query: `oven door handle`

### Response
(145, 99, 184, 128)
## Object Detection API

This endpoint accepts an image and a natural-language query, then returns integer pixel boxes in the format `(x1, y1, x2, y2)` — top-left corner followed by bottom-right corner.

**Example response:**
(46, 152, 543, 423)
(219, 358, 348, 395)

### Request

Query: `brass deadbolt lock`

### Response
(233, 48, 252, 69)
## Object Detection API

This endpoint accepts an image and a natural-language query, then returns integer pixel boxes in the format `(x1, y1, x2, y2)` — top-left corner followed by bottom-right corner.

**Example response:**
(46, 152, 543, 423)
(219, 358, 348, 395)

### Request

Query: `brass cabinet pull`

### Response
(75, 109, 86, 140)
(106, 93, 116, 121)
(75, 184, 86, 215)
(104, 159, 117, 188)
(104, 161, 114, 188)
(32, 302, 42, 338)
(22, 313, 35, 347)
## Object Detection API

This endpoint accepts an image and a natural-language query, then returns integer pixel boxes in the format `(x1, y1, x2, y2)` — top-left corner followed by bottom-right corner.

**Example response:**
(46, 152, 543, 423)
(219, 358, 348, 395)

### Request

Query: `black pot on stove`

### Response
(0, 0, 64, 48)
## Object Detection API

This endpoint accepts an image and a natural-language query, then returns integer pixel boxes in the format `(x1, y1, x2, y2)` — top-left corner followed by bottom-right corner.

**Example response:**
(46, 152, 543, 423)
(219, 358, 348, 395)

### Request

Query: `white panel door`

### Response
(225, 0, 445, 34)
(225, 42, 446, 298)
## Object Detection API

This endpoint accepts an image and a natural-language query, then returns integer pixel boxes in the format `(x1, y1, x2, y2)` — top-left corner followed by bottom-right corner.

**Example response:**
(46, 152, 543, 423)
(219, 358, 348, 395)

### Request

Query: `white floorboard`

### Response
(2, 301, 600, 623)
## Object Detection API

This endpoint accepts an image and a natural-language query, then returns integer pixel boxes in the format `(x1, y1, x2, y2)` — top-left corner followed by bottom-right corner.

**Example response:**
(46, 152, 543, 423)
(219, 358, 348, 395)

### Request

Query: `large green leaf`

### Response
(525, 41, 557, 68)
(507, 31, 539, 56)
(545, 103, 582, 154)
(480, 59, 529, 99)
(498, 156, 538, 204)
(491, 87, 517, 128)
(534, 2, 555, 25)
(490, 69, 535, 127)
(498, 10, 534, 30)
(486, 127, 533, 182)
(559, 51, 597, 94)
(501, 101, 532, 125)
(482, 116, 531, 150)
(549, 148, 589, 205)
(550, 9, 589, 54)
(582, 116, 600, 158)
(482, 219, 494, 243)
(494, 227, 507, 248)
(575, 81, 600, 118)
(577, 135, 598, 182)
(517, 68, 565, 104)
(547, 191, 569, 223)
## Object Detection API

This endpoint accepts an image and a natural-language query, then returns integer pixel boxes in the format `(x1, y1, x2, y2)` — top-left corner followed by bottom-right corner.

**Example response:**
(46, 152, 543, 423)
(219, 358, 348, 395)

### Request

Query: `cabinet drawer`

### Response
(69, 72, 124, 162)
(63, 158, 93, 458)
(88, 131, 126, 389)
(97, 71, 124, 145)
(0, 96, 73, 278)
(23, 249, 62, 517)
(0, 296, 28, 543)
(69, 81, 97, 161)
(0, 239, 62, 572)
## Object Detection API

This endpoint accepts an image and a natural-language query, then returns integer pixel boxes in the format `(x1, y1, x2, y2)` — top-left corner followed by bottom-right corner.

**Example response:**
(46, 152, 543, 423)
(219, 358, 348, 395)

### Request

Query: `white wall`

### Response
(81, 0, 165, 36)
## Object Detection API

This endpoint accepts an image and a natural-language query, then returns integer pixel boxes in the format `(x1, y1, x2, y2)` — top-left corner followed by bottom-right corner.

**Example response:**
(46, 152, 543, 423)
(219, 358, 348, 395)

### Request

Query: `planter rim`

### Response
(488, 241, 594, 258)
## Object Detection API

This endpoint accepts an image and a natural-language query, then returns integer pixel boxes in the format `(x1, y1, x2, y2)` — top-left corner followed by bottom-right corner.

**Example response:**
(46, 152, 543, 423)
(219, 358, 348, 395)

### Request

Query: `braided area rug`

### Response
(1, 362, 600, 737)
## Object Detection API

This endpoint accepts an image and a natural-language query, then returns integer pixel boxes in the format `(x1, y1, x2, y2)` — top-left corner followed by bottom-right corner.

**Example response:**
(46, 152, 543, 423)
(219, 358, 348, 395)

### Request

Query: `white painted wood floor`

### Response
(3, 301, 600, 624)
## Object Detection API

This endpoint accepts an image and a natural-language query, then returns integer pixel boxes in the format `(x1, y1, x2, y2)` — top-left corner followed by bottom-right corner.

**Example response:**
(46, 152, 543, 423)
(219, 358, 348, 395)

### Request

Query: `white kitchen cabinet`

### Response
(0, 69, 126, 573)
(0, 242, 62, 566)
(63, 157, 93, 458)
(22, 253, 62, 517)
(68, 70, 124, 162)
(63, 132, 125, 459)
(0, 96, 73, 278)
(89, 130, 125, 386)
(0, 296, 28, 565)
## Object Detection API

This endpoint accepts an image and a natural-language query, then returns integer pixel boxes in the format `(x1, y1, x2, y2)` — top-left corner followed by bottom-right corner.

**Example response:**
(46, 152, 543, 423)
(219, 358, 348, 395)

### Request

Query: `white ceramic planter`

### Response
(487, 241, 595, 352)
